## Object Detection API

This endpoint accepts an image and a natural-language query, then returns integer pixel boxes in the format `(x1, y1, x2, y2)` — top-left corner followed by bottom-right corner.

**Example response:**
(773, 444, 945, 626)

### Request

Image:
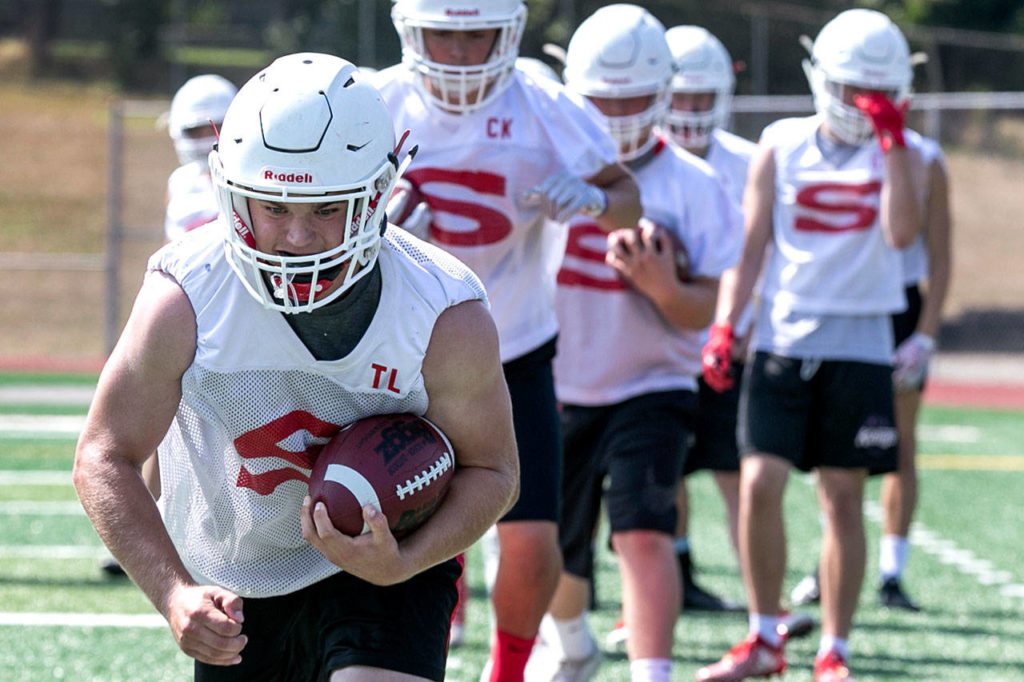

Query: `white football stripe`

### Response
(323, 464, 381, 535)
(0, 612, 166, 628)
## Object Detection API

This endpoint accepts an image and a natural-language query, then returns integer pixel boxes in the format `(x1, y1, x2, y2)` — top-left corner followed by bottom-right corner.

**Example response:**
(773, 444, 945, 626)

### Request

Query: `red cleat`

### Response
(814, 649, 856, 682)
(695, 634, 787, 681)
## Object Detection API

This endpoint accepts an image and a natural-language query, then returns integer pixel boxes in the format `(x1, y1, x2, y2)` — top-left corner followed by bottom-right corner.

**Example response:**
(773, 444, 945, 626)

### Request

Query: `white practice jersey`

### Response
(164, 161, 219, 241)
(373, 67, 618, 363)
(148, 224, 485, 598)
(760, 115, 909, 316)
(554, 138, 742, 406)
(706, 128, 757, 209)
(899, 129, 945, 285)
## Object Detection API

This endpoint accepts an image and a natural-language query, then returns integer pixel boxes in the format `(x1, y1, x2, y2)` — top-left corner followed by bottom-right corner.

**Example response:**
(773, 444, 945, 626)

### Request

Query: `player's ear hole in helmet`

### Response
(210, 53, 413, 314)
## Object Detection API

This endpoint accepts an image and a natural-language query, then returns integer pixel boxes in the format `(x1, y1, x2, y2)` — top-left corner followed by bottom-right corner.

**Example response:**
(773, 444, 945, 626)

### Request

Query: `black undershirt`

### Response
(282, 263, 382, 361)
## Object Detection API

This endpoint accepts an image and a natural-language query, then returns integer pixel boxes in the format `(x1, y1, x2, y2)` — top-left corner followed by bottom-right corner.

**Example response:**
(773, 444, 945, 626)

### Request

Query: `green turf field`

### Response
(1, 374, 1022, 681)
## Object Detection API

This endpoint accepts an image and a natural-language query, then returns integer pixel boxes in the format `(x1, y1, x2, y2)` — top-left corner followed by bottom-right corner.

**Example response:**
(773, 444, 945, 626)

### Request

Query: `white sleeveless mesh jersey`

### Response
(759, 115, 912, 316)
(147, 223, 485, 597)
(164, 162, 220, 241)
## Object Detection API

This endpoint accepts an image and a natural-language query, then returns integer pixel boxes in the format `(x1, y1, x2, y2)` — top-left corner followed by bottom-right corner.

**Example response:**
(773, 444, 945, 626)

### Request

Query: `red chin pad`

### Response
(271, 275, 338, 303)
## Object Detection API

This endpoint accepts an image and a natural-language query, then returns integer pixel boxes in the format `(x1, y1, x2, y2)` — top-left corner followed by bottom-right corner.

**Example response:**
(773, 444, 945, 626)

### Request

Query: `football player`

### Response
(74, 53, 519, 681)
(372, 1, 642, 679)
(530, 6, 741, 681)
(662, 23, 753, 616)
(696, 10, 926, 682)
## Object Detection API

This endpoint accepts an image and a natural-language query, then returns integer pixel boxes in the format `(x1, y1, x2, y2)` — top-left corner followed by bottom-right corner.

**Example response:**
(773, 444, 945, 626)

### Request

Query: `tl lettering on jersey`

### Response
(371, 363, 401, 394)
(486, 117, 513, 139)
(234, 411, 340, 495)
(794, 181, 882, 233)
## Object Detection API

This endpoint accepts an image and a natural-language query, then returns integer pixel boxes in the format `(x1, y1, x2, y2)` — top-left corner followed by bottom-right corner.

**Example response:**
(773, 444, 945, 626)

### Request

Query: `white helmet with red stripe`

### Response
(210, 53, 403, 313)
(392, 0, 527, 114)
(168, 74, 237, 165)
(563, 4, 673, 161)
(664, 26, 734, 149)
(803, 9, 912, 144)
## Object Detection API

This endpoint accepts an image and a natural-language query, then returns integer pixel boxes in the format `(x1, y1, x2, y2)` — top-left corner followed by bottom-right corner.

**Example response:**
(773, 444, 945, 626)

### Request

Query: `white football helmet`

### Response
(664, 26, 734, 149)
(391, 0, 527, 114)
(803, 9, 912, 145)
(210, 53, 405, 313)
(563, 4, 673, 161)
(168, 74, 237, 166)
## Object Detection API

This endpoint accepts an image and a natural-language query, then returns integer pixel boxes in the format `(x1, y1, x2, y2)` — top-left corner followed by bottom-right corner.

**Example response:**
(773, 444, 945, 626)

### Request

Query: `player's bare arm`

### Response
(303, 299, 518, 586)
(588, 161, 642, 232)
(719, 142, 775, 328)
(73, 271, 247, 667)
(918, 157, 952, 337)
(605, 223, 718, 330)
(880, 143, 923, 249)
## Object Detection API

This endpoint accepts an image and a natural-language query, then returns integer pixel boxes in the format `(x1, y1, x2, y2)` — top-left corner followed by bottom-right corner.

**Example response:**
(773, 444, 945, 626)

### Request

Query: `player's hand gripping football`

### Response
(702, 322, 736, 393)
(523, 170, 607, 223)
(893, 331, 935, 391)
(301, 495, 409, 586)
(853, 92, 909, 152)
(606, 219, 688, 297)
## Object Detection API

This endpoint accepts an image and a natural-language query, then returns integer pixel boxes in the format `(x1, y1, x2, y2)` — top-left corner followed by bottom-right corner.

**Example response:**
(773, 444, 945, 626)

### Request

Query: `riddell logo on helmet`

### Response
(445, 8, 480, 17)
(263, 169, 313, 183)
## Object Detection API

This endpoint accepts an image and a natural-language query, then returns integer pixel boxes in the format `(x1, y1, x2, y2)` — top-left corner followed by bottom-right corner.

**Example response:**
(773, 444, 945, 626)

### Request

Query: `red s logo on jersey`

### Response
(794, 181, 882, 233)
(405, 168, 513, 246)
(557, 222, 628, 291)
(234, 411, 340, 495)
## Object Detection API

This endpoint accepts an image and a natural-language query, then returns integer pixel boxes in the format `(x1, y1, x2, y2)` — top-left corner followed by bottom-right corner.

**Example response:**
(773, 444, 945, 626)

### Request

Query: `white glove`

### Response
(893, 332, 935, 391)
(523, 171, 607, 223)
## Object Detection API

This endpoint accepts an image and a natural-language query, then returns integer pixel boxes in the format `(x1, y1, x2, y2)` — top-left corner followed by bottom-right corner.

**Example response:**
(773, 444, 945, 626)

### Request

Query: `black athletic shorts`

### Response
(684, 366, 744, 476)
(739, 351, 898, 474)
(500, 336, 562, 523)
(892, 284, 928, 391)
(558, 390, 697, 579)
(194, 559, 460, 682)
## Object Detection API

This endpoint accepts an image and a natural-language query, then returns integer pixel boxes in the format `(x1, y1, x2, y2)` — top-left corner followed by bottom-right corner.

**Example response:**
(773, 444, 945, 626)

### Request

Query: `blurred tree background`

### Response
(2, 0, 1024, 96)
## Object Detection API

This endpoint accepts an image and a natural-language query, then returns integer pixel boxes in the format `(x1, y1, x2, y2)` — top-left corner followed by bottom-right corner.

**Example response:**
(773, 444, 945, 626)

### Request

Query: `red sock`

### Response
(489, 629, 535, 682)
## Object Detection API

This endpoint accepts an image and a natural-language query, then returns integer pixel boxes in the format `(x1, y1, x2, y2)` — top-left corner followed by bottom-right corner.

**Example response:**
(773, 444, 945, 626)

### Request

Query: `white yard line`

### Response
(0, 414, 85, 438)
(0, 470, 71, 485)
(0, 545, 107, 559)
(0, 385, 94, 407)
(0, 612, 165, 628)
(0, 500, 84, 515)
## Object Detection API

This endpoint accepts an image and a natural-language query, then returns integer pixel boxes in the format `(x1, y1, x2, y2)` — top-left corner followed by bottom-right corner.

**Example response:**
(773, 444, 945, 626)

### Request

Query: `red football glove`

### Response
(853, 92, 908, 152)
(702, 322, 735, 393)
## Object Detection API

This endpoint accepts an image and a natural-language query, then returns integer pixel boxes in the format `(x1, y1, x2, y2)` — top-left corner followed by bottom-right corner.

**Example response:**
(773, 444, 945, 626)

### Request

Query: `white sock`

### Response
(818, 635, 849, 660)
(630, 657, 672, 682)
(749, 613, 782, 648)
(552, 613, 596, 660)
(879, 534, 909, 579)
(673, 536, 690, 554)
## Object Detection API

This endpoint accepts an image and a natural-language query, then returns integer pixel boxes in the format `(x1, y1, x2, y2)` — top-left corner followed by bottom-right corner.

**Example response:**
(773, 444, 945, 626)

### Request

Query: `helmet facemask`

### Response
(168, 74, 237, 166)
(563, 5, 674, 162)
(664, 26, 735, 150)
(210, 53, 412, 314)
(802, 9, 912, 146)
(392, 1, 526, 114)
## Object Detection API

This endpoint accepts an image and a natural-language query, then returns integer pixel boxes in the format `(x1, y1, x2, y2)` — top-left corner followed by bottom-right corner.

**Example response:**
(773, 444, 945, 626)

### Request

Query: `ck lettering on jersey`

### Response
(486, 117, 513, 139)
(234, 411, 339, 495)
(794, 181, 882, 233)
(371, 363, 401, 394)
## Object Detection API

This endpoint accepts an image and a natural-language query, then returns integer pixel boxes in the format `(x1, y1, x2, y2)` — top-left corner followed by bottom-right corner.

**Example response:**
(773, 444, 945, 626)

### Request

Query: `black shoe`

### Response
(100, 556, 127, 577)
(679, 550, 745, 612)
(879, 577, 922, 612)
